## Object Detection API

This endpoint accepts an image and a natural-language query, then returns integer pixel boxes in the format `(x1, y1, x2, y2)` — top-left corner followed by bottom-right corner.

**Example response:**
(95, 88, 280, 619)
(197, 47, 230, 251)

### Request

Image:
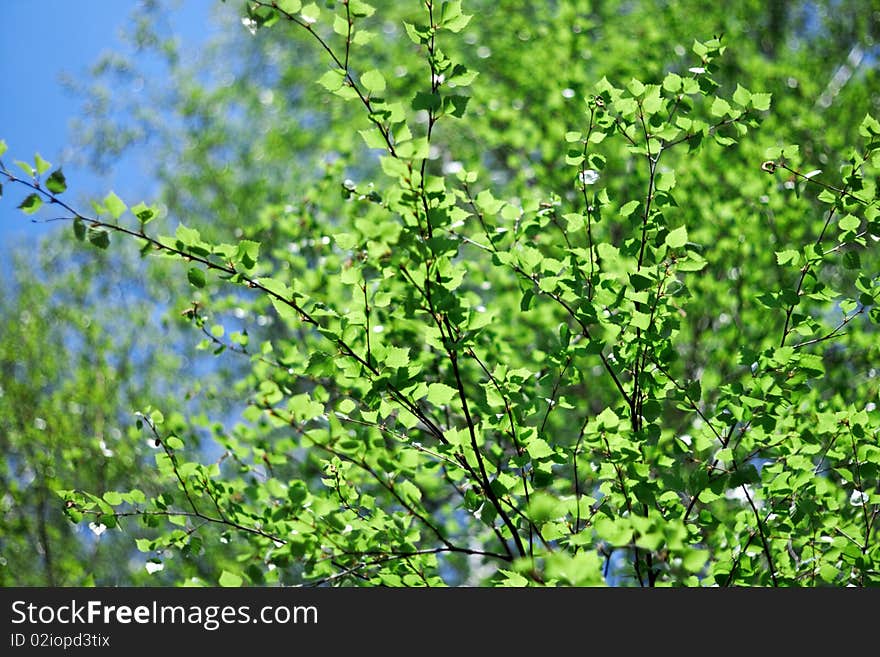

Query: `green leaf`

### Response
(317, 68, 346, 92)
(439, 0, 471, 32)
(359, 128, 387, 150)
(15, 160, 35, 177)
(627, 78, 645, 96)
(187, 267, 206, 288)
(396, 137, 429, 160)
(46, 168, 67, 194)
(165, 435, 184, 450)
(73, 217, 86, 241)
(710, 97, 730, 117)
(446, 64, 478, 88)
(103, 191, 127, 219)
(597, 407, 620, 430)
(663, 73, 682, 93)
(103, 491, 123, 505)
(0, 139, 6, 157)
(594, 516, 633, 545)
(526, 438, 554, 460)
(404, 21, 433, 45)
(131, 201, 156, 224)
(334, 232, 359, 250)
(349, 1, 375, 18)
(34, 153, 51, 175)
(732, 84, 751, 107)
(619, 200, 640, 218)
(642, 87, 663, 114)
(88, 228, 110, 249)
(426, 382, 458, 405)
(412, 91, 441, 112)
(631, 311, 651, 330)
(175, 223, 201, 246)
(443, 94, 470, 119)
(682, 549, 709, 573)
(776, 249, 800, 266)
(842, 250, 860, 270)
(838, 214, 860, 232)
(384, 346, 410, 369)
(665, 225, 688, 248)
(859, 113, 880, 137)
(219, 570, 243, 587)
(629, 273, 654, 292)
(277, 0, 302, 12)
(750, 92, 771, 111)
(300, 2, 320, 23)
(332, 14, 349, 35)
(18, 193, 42, 215)
(497, 569, 530, 587)
(288, 393, 323, 421)
(235, 240, 260, 269)
(361, 69, 386, 94)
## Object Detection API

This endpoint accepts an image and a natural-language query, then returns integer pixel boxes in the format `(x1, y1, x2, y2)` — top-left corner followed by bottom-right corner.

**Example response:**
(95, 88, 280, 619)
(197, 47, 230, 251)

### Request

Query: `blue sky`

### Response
(0, 0, 216, 248)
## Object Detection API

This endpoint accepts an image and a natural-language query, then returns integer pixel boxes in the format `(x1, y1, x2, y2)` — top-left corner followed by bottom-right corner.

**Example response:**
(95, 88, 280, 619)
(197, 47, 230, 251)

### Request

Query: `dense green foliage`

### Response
(1, 0, 878, 586)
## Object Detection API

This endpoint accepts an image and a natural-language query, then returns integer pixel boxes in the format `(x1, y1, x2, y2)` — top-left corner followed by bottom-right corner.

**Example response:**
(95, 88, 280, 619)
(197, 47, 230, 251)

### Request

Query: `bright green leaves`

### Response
(382, 345, 410, 369)
(525, 437, 555, 461)
(412, 91, 469, 119)
(750, 92, 772, 112)
(438, 1, 471, 32)
(838, 213, 860, 232)
(131, 201, 157, 225)
(288, 393, 324, 422)
(276, 0, 302, 13)
(234, 239, 260, 270)
(592, 53, 766, 160)
(3, 1, 878, 591)
(860, 112, 880, 139)
(361, 69, 386, 95)
(317, 68, 346, 93)
(14, 160, 35, 177)
(260, 277, 300, 325)
(174, 223, 202, 249)
(426, 382, 457, 406)
(103, 191, 127, 219)
(662, 72, 682, 93)
(775, 249, 805, 272)
(300, 3, 320, 24)
(446, 63, 478, 88)
(46, 168, 67, 194)
(404, 2, 470, 42)
(33, 153, 51, 176)
(665, 225, 688, 248)
(349, 0, 375, 18)
(404, 21, 433, 45)
(730, 84, 770, 111)
(91, 191, 127, 220)
(733, 84, 751, 107)
(218, 570, 243, 587)
(17, 193, 42, 215)
(359, 127, 387, 150)
(710, 96, 731, 118)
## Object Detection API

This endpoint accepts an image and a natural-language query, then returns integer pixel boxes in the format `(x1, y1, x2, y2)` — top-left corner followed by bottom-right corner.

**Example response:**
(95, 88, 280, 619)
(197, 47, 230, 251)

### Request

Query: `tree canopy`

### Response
(1, 0, 878, 587)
